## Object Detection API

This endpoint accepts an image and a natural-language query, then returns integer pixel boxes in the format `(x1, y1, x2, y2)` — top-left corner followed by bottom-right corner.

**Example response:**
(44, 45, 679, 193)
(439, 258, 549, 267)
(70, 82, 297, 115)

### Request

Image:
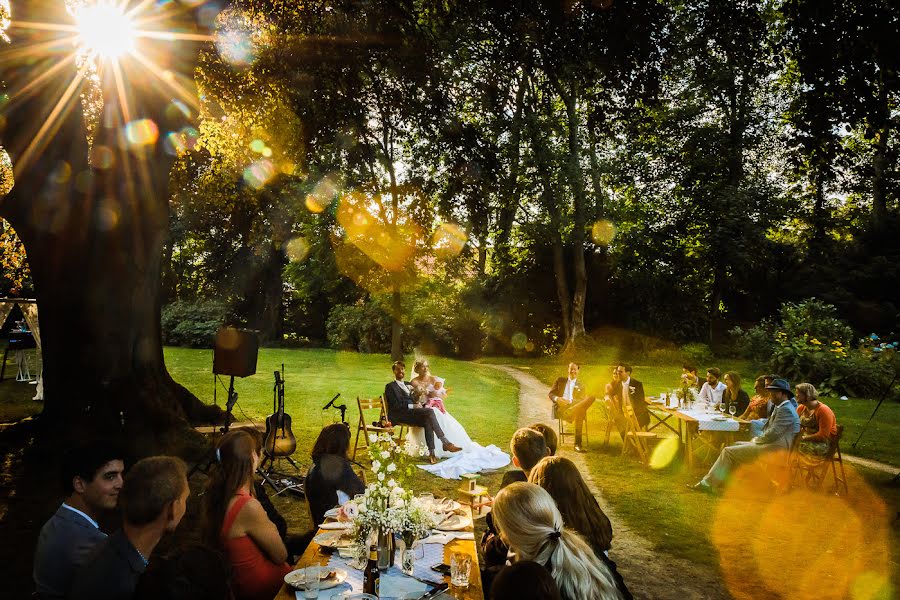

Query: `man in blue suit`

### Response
(33, 441, 125, 599)
(690, 379, 799, 493)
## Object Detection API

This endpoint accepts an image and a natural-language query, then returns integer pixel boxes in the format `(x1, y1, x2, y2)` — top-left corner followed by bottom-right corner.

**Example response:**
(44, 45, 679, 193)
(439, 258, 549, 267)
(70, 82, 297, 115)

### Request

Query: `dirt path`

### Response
(489, 365, 731, 600)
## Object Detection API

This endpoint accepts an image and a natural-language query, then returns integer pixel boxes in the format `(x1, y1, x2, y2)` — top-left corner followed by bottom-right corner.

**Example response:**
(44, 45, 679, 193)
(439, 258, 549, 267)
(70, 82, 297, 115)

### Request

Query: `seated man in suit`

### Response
(548, 362, 595, 452)
(33, 441, 125, 599)
(616, 364, 650, 431)
(690, 379, 800, 493)
(384, 360, 461, 464)
(70, 456, 190, 600)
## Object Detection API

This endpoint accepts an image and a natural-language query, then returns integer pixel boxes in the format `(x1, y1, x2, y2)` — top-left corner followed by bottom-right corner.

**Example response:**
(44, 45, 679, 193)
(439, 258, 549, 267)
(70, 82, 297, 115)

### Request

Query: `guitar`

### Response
(263, 365, 297, 458)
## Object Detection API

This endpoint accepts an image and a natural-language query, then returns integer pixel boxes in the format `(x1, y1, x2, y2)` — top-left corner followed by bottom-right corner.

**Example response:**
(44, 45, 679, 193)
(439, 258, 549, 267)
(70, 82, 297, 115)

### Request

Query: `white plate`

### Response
(320, 521, 353, 530)
(432, 498, 463, 513)
(323, 507, 341, 519)
(285, 567, 348, 591)
(313, 531, 353, 549)
(436, 514, 471, 531)
(711, 416, 730, 421)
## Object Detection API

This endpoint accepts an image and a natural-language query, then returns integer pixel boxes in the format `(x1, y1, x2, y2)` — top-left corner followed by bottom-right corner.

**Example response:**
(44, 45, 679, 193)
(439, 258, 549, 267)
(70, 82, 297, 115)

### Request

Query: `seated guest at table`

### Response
(70, 456, 190, 600)
(306, 423, 365, 527)
(133, 544, 231, 600)
(528, 457, 631, 599)
(698, 368, 727, 407)
(490, 560, 562, 600)
(202, 430, 291, 600)
(616, 364, 650, 431)
(528, 423, 558, 456)
(501, 428, 549, 488)
(33, 441, 125, 600)
(492, 483, 624, 600)
(690, 379, 799, 493)
(483, 429, 550, 567)
(384, 360, 462, 463)
(549, 362, 596, 452)
(739, 376, 769, 421)
(795, 383, 837, 457)
(681, 365, 701, 390)
(722, 372, 750, 415)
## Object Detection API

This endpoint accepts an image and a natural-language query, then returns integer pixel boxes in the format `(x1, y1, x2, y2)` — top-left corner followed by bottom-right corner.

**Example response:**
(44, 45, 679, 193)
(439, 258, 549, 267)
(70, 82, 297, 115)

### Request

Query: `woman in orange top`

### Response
(202, 430, 291, 600)
(795, 383, 837, 457)
(738, 376, 769, 421)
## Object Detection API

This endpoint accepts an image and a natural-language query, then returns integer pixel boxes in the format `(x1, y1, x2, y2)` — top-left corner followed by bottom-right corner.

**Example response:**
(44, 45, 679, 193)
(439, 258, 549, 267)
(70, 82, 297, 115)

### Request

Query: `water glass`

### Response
(450, 552, 471, 588)
(302, 566, 321, 599)
(729, 403, 737, 417)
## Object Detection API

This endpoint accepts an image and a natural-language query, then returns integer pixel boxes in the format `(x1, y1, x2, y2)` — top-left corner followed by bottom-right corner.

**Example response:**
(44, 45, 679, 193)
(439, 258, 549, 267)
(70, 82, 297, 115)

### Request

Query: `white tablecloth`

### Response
(677, 408, 741, 432)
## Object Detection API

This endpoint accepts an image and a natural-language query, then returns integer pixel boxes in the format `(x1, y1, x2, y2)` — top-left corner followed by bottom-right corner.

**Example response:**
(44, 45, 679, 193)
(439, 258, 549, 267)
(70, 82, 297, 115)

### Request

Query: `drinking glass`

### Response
(450, 552, 471, 588)
(718, 402, 726, 415)
(302, 566, 321, 599)
(729, 403, 737, 417)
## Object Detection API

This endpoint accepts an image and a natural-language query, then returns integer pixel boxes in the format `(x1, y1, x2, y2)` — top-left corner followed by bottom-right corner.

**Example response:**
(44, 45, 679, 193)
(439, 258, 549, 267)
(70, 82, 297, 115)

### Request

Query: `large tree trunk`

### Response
(871, 122, 890, 229)
(0, 0, 219, 439)
(586, 113, 611, 326)
(493, 72, 527, 269)
(559, 81, 587, 345)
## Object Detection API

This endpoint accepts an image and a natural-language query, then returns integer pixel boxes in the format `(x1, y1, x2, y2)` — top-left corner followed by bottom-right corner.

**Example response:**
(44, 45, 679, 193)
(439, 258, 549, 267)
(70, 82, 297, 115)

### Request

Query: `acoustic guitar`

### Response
(263, 365, 297, 458)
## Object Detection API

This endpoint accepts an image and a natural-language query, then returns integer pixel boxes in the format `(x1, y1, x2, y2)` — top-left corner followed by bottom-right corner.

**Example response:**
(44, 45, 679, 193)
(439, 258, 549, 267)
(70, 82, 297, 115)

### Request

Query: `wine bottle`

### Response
(363, 544, 380, 595)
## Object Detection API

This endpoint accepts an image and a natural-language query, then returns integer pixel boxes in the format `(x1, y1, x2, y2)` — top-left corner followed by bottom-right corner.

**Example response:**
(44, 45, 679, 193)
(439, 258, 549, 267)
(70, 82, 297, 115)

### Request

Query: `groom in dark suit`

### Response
(548, 362, 595, 452)
(384, 361, 462, 464)
(616, 364, 650, 430)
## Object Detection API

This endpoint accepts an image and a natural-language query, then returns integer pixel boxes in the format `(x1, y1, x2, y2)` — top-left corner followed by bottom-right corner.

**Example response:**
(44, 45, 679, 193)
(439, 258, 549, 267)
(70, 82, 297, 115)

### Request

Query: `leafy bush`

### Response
(326, 301, 394, 353)
(680, 342, 713, 367)
(161, 300, 228, 348)
(731, 298, 897, 396)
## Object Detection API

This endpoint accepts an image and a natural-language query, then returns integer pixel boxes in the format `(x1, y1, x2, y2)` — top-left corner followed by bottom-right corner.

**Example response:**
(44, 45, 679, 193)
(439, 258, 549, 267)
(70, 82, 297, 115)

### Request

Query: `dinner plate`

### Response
(436, 514, 471, 531)
(285, 567, 348, 591)
(432, 498, 463, 513)
(711, 416, 730, 421)
(320, 521, 353, 530)
(313, 531, 354, 549)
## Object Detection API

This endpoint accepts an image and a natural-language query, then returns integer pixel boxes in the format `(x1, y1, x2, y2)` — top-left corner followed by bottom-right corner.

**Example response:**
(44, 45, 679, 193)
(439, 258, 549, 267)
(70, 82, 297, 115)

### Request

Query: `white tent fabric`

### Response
(0, 299, 42, 399)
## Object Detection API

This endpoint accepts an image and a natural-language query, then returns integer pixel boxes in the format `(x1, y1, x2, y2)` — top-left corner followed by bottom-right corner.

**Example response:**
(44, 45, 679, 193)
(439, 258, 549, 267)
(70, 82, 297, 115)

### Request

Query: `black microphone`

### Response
(322, 393, 341, 411)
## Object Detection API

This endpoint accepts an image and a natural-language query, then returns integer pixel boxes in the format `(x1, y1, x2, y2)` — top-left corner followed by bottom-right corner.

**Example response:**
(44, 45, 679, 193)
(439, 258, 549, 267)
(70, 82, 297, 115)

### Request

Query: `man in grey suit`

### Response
(33, 441, 125, 599)
(690, 379, 799, 493)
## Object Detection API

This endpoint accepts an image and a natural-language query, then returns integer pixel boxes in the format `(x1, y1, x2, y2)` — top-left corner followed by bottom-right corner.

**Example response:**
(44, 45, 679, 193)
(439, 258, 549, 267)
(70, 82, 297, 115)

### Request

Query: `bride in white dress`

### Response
(408, 360, 509, 478)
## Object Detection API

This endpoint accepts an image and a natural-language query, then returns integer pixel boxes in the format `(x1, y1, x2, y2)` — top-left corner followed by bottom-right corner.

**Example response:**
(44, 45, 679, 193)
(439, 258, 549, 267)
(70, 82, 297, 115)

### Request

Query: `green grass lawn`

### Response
(165, 347, 521, 500)
(485, 357, 899, 597)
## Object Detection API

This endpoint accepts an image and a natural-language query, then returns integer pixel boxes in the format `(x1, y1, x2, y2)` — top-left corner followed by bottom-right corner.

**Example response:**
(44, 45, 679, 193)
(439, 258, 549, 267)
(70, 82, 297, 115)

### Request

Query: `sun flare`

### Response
(74, 1, 135, 60)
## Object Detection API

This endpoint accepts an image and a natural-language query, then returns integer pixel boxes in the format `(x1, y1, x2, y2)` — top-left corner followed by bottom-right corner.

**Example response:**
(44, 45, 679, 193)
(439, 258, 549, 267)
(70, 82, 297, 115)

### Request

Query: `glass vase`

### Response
(377, 528, 395, 571)
(400, 536, 416, 576)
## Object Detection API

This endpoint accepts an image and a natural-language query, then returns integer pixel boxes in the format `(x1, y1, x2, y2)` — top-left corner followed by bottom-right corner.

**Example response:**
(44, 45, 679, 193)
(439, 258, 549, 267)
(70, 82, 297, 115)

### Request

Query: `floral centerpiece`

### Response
(340, 433, 435, 574)
(676, 378, 699, 407)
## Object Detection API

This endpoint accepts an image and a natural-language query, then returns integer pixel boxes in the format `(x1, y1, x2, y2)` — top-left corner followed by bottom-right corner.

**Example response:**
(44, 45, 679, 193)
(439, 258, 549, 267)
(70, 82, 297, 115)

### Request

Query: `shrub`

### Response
(326, 301, 393, 353)
(161, 300, 228, 348)
(681, 342, 713, 367)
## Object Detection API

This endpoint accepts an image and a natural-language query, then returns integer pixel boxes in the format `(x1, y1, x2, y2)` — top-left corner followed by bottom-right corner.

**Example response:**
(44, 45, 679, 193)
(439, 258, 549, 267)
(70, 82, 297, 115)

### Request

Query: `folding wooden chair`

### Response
(792, 424, 848, 496)
(603, 395, 625, 447)
(352, 396, 394, 460)
(621, 400, 658, 464)
(558, 410, 588, 447)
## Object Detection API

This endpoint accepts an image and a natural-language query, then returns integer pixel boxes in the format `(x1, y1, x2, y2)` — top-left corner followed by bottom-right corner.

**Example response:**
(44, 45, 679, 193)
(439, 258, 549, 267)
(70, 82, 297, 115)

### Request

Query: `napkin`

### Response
(420, 531, 475, 545)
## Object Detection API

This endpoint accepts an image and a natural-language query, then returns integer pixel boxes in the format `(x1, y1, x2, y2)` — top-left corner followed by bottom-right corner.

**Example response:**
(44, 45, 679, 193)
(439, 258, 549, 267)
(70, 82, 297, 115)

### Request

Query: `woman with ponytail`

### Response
(491, 482, 624, 600)
(201, 430, 290, 600)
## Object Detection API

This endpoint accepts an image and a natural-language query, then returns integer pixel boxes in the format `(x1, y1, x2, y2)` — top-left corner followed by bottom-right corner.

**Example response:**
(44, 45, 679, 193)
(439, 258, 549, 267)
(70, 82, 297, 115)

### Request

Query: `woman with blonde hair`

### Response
(491, 482, 623, 600)
(201, 430, 290, 600)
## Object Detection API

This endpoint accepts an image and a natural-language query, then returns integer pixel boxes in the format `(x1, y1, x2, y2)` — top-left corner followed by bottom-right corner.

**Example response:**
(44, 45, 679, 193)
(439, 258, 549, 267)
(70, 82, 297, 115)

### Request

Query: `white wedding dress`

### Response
(408, 378, 510, 479)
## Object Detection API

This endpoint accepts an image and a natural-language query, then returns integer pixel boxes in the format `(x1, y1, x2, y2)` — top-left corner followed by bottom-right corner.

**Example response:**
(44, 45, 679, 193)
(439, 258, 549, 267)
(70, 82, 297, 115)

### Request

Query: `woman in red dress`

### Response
(202, 430, 291, 600)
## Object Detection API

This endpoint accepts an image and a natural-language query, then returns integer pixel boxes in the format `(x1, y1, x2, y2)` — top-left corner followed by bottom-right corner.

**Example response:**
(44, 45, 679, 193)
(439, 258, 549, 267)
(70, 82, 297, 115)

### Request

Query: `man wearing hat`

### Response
(690, 378, 800, 493)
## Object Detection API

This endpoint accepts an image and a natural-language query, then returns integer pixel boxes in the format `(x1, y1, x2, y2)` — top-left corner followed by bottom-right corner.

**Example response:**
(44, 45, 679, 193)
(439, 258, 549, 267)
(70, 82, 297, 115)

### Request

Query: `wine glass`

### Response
(718, 401, 726, 415)
(729, 403, 737, 418)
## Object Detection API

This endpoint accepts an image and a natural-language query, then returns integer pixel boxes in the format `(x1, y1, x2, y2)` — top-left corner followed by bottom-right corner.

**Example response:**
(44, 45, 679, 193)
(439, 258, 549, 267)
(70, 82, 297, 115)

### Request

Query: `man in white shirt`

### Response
(33, 441, 125, 599)
(698, 367, 727, 406)
(548, 362, 595, 452)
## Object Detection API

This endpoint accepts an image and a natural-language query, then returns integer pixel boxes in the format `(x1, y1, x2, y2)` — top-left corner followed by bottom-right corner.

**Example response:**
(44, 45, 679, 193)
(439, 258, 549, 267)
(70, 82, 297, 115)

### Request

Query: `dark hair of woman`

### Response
(201, 429, 258, 547)
(528, 456, 614, 553)
(311, 423, 351, 462)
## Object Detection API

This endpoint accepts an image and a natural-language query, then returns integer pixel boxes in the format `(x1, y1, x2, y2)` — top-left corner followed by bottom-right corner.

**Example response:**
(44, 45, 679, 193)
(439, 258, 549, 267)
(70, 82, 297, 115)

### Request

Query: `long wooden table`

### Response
(274, 507, 485, 599)
(645, 401, 750, 467)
